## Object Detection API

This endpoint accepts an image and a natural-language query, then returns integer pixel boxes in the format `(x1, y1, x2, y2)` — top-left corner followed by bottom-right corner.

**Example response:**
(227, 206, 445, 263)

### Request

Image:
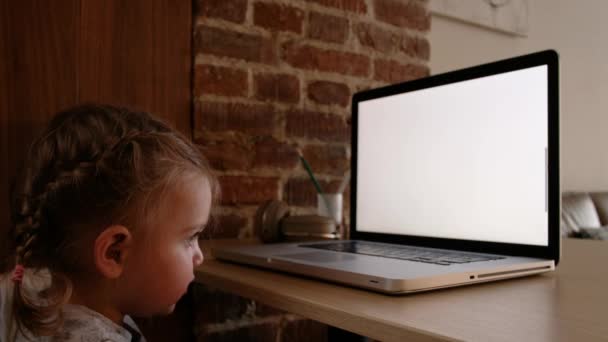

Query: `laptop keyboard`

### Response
(301, 241, 506, 266)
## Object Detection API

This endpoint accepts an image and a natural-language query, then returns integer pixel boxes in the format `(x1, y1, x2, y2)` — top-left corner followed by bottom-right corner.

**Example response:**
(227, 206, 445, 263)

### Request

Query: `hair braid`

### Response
(13, 160, 98, 269)
(9, 155, 104, 339)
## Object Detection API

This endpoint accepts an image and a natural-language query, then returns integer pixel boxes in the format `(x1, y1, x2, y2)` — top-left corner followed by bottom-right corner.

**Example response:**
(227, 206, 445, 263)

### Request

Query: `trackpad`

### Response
(276, 252, 357, 263)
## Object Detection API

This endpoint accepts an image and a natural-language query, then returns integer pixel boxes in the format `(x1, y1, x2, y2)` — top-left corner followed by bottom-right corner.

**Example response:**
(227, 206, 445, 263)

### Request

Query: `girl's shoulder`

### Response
(1, 272, 145, 342)
(1, 273, 15, 342)
(1, 269, 52, 342)
(59, 304, 145, 342)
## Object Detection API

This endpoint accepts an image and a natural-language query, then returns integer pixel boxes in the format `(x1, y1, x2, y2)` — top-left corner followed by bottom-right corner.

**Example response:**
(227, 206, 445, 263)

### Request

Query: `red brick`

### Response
(254, 2, 305, 33)
(401, 35, 430, 60)
(253, 136, 299, 170)
(308, 80, 350, 107)
(374, 0, 430, 30)
(416, 37, 430, 60)
(202, 322, 279, 342)
(219, 176, 279, 205)
(199, 139, 252, 171)
(196, 101, 276, 136)
(303, 145, 349, 176)
(194, 26, 276, 64)
(307, 0, 367, 13)
(284, 178, 319, 207)
(194, 65, 247, 97)
(254, 73, 300, 103)
(342, 186, 351, 211)
(354, 22, 397, 54)
(281, 42, 369, 77)
(400, 34, 417, 57)
(284, 178, 341, 206)
(284, 178, 313, 206)
(280, 318, 328, 342)
(195, 0, 247, 23)
(286, 110, 350, 143)
(307, 12, 349, 44)
(374, 59, 429, 84)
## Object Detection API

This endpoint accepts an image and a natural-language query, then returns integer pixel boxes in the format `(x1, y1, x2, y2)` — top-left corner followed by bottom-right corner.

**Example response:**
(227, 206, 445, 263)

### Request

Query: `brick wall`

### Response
(192, 0, 430, 340)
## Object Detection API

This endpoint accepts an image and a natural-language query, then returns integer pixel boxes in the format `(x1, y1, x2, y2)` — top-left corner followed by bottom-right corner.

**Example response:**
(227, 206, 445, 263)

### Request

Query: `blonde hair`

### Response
(6, 104, 219, 339)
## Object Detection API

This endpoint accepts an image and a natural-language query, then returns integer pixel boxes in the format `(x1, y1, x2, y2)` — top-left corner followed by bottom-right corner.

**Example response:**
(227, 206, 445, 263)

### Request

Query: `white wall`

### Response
(428, 0, 608, 192)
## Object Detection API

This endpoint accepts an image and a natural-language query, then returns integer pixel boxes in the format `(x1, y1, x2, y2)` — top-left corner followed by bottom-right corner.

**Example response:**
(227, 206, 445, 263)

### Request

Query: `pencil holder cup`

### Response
(317, 193, 343, 225)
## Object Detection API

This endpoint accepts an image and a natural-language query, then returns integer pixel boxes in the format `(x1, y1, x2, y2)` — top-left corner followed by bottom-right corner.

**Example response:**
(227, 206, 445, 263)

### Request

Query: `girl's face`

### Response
(120, 173, 211, 316)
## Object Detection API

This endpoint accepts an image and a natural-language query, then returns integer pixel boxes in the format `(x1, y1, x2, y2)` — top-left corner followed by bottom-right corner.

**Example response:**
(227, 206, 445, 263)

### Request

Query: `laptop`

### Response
(214, 50, 560, 294)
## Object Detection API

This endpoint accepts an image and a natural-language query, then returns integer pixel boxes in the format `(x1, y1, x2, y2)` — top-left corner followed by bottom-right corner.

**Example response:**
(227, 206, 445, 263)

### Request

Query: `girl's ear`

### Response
(93, 225, 133, 279)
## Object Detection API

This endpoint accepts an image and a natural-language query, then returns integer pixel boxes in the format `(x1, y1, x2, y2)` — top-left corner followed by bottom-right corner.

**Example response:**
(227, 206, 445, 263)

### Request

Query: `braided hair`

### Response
(7, 104, 218, 339)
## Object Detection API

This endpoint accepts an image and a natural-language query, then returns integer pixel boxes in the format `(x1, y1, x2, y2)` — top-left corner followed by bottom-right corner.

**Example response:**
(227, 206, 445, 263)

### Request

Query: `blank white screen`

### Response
(357, 65, 548, 246)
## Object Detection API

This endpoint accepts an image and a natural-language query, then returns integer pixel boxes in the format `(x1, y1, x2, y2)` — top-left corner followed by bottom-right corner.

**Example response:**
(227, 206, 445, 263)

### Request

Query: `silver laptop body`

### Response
(214, 50, 560, 294)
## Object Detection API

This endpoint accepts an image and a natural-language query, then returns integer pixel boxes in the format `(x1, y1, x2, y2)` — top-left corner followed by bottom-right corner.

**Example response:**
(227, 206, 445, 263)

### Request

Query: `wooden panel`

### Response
(0, 0, 80, 271)
(78, 0, 192, 135)
(1, 1, 194, 337)
(0, 0, 192, 271)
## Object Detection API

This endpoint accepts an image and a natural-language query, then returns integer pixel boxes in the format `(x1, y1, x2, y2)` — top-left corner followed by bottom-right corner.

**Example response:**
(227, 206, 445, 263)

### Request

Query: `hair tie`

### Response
(11, 264, 25, 283)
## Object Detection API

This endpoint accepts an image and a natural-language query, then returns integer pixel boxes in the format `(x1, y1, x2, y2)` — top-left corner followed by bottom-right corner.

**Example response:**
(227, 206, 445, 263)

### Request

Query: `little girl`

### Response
(0, 104, 219, 341)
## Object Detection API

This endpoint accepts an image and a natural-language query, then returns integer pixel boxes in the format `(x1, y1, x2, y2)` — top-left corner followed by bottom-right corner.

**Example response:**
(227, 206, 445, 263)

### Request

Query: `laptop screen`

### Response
(353, 52, 558, 252)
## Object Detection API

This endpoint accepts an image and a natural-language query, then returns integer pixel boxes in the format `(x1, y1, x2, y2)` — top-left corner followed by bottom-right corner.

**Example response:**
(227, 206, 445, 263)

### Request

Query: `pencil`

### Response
(297, 151, 324, 194)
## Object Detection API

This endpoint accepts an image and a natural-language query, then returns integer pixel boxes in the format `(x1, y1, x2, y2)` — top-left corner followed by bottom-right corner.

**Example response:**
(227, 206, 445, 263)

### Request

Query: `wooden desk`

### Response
(195, 238, 608, 342)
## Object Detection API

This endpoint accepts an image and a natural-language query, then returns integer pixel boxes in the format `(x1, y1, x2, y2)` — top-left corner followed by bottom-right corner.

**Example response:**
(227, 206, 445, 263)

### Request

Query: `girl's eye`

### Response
(186, 231, 202, 245)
